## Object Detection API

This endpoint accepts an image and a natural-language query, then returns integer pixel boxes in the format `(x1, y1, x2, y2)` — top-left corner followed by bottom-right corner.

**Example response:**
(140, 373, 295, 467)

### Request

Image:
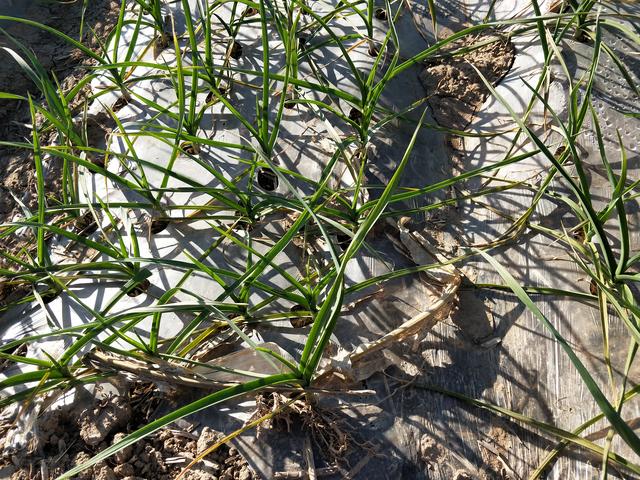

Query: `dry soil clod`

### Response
(419, 33, 515, 130)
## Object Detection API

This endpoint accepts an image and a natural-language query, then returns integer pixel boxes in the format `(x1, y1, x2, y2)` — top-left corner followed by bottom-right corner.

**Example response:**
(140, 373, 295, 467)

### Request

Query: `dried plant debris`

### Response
(254, 393, 350, 465)
(0, 382, 258, 480)
(420, 32, 515, 130)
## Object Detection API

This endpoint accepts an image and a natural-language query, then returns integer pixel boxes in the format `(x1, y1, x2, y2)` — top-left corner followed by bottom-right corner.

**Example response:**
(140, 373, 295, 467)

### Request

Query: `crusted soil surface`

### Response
(420, 32, 515, 130)
(0, 382, 259, 480)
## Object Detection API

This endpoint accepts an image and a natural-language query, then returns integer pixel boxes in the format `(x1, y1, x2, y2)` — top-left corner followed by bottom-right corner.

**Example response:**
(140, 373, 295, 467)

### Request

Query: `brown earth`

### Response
(0, 382, 259, 480)
(419, 32, 515, 131)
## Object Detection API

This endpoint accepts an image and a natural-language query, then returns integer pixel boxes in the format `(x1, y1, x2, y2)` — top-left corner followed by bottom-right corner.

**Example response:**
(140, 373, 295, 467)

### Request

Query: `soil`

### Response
(0, 0, 119, 305)
(419, 32, 515, 131)
(0, 382, 259, 480)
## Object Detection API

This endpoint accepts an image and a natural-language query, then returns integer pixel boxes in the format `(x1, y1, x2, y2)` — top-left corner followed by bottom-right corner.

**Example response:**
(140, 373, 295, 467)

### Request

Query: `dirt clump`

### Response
(78, 395, 133, 446)
(0, 383, 259, 480)
(420, 32, 515, 130)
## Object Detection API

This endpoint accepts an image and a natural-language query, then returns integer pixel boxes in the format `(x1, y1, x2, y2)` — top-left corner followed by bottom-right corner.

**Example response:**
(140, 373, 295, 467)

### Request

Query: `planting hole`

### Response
(368, 44, 380, 57)
(349, 107, 362, 124)
(289, 304, 312, 328)
(230, 41, 243, 60)
(244, 6, 258, 16)
(284, 89, 296, 109)
(206, 86, 228, 104)
(570, 226, 585, 243)
(127, 279, 150, 297)
(41, 289, 61, 305)
(337, 231, 351, 250)
(90, 155, 106, 169)
(13, 343, 27, 356)
(112, 96, 130, 112)
(554, 145, 567, 158)
(181, 141, 199, 156)
(150, 218, 169, 234)
(374, 8, 387, 20)
(257, 168, 278, 191)
(234, 211, 251, 231)
(575, 30, 590, 44)
(75, 212, 98, 236)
